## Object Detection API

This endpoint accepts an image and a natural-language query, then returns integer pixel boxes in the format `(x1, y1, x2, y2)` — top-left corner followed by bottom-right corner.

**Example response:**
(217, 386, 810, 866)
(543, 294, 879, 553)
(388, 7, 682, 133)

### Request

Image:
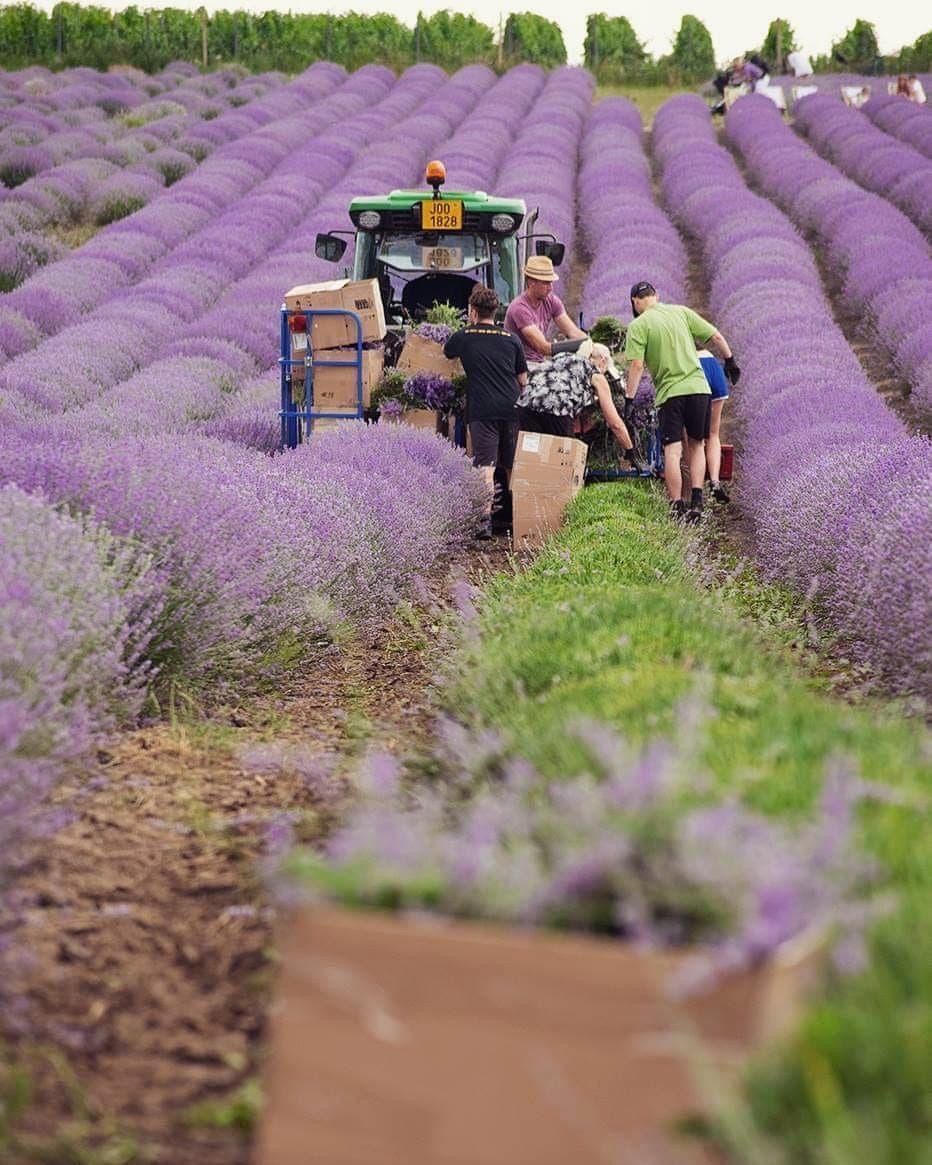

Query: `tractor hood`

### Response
(348, 190, 526, 235)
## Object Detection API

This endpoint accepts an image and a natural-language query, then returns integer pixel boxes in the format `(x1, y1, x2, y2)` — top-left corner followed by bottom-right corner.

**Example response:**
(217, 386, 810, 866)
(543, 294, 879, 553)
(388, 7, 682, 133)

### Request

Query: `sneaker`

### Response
(474, 518, 493, 541)
(623, 447, 649, 474)
(685, 506, 703, 526)
(709, 480, 730, 504)
(669, 499, 687, 522)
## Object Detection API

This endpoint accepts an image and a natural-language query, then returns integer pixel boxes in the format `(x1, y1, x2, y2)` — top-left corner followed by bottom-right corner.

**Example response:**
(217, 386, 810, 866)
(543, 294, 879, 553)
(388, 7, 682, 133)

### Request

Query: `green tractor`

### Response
(314, 159, 565, 334)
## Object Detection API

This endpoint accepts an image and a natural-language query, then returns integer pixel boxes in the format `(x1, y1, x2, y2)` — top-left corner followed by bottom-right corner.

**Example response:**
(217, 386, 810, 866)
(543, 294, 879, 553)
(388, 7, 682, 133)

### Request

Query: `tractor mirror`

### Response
(315, 233, 347, 263)
(535, 240, 565, 267)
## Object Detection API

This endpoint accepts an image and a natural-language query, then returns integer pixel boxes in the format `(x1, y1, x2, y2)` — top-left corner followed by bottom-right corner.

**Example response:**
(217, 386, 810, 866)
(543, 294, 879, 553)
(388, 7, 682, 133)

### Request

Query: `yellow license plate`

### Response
(422, 199, 462, 231)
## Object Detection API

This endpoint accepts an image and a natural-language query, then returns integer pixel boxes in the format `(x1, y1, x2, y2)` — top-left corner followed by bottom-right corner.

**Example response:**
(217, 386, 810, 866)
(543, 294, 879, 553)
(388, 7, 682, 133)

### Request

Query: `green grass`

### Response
(593, 84, 690, 126)
(442, 482, 931, 1163)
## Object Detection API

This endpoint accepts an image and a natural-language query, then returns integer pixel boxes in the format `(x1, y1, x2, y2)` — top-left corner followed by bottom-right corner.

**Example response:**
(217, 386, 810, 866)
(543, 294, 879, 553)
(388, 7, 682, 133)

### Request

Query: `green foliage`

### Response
(831, 18, 880, 70)
(670, 14, 715, 83)
(761, 18, 797, 70)
(424, 301, 465, 328)
(588, 315, 626, 351)
(502, 12, 565, 68)
(584, 13, 648, 82)
(413, 9, 493, 70)
(184, 1079, 262, 1135)
(891, 29, 932, 73)
(442, 484, 931, 1163)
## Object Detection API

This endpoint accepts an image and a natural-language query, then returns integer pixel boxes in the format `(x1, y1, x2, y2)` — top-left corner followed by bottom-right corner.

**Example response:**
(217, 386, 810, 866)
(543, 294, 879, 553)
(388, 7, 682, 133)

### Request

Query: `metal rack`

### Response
(279, 306, 367, 449)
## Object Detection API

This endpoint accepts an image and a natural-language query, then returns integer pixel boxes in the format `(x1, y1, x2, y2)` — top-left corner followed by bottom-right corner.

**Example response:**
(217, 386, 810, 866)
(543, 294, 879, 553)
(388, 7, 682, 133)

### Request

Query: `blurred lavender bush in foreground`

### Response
(283, 717, 884, 980)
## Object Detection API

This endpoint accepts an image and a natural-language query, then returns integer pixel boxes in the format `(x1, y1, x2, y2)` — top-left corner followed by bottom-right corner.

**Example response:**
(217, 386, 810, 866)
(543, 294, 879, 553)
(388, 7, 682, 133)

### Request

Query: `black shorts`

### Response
(658, 393, 711, 446)
(516, 407, 574, 438)
(469, 417, 519, 469)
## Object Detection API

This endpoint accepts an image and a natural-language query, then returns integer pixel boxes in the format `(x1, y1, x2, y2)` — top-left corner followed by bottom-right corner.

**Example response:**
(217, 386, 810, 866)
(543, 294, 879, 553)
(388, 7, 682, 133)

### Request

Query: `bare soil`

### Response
(2, 538, 518, 1164)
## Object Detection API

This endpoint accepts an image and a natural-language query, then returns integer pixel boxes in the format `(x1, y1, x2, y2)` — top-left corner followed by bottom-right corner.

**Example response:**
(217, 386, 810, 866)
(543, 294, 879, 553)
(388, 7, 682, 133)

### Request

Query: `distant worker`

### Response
(504, 254, 588, 366)
(896, 74, 911, 98)
(623, 281, 739, 524)
(786, 49, 813, 78)
(516, 344, 647, 473)
(696, 345, 731, 503)
(908, 75, 927, 105)
(443, 283, 527, 540)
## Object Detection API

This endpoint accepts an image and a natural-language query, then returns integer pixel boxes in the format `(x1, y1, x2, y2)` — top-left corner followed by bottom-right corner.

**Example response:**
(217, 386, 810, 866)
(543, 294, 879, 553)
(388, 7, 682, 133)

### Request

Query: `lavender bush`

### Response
(793, 94, 932, 236)
(285, 722, 882, 979)
(653, 94, 932, 701)
(724, 94, 932, 415)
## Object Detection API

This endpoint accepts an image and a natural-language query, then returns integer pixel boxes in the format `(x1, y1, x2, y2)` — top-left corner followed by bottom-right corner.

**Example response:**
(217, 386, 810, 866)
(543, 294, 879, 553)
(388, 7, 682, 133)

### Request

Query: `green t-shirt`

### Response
(624, 303, 716, 406)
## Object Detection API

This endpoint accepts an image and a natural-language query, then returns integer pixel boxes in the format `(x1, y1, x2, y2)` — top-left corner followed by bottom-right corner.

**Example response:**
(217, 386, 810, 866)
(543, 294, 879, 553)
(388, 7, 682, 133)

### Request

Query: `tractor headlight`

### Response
(491, 214, 515, 232)
(358, 210, 381, 229)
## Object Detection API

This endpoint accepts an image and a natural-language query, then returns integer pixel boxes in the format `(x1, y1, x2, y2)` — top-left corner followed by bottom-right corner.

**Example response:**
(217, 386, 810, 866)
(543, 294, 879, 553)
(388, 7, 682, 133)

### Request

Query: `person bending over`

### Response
(517, 343, 647, 473)
(623, 281, 739, 523)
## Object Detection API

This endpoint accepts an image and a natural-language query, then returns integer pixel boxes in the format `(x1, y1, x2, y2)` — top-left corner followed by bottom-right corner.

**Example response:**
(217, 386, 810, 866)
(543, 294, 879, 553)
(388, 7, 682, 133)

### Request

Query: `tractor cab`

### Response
(315, 161, 564, 327)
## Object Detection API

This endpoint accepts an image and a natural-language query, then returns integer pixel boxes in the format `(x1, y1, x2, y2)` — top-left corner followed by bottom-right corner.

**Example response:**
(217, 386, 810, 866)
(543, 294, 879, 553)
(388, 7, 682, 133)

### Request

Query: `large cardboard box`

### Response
(257, 907, 821, 1165)
(396, 332, 463, 378)
(294, 346, 383, 413)
(511, 432, 588, 550)
(284, 279, 386, 351)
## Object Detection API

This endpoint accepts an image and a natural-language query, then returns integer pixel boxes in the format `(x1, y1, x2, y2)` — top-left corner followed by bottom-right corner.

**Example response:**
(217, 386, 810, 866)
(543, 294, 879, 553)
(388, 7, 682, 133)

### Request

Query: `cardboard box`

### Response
(511, 432, 588, 550)
(257, 907, 820, 1165)
(291, 346, 383, 412)
(284, 279, 386, 351)
(402, 408, 441, 432)
(396, 331, 463, 378)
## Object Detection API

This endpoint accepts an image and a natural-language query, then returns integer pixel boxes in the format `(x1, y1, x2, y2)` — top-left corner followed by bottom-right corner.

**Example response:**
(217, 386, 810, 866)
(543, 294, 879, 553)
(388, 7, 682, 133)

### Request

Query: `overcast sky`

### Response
(32, 0, 927, 67)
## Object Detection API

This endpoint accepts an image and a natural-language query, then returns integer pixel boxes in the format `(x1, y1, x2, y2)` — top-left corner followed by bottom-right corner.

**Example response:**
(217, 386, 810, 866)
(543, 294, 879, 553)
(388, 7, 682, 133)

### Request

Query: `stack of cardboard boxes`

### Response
(284, 279, 387, 417)
(511, 432, 588, 550)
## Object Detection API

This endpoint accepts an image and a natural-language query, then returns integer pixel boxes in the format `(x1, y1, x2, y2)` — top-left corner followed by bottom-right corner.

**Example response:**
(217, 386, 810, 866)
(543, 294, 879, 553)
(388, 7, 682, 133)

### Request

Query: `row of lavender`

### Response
(0, 63, 301, 290)
(652, 93, 930, 699)
(862, 91, 932, 160)
(727, 95, 932, 416)
(793, 93, 931, 240)
(0, 62, 348, 349)
(2, 63, 532, 890)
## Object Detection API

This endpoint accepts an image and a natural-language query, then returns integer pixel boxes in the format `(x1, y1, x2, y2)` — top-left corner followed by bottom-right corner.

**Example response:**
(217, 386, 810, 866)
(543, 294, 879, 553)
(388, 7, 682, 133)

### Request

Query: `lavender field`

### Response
(0, 58, 930, 1161)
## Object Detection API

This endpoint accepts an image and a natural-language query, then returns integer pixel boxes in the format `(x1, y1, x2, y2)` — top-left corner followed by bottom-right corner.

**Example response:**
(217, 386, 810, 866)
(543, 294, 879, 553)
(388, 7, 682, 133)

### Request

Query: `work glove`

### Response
(723, 355, 741, 385)
(551, 336, 593, 359)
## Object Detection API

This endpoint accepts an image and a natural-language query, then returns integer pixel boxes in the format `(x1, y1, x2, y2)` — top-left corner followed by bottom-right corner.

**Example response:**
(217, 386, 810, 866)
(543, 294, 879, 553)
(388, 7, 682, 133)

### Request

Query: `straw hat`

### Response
(523, 255, 559, 282)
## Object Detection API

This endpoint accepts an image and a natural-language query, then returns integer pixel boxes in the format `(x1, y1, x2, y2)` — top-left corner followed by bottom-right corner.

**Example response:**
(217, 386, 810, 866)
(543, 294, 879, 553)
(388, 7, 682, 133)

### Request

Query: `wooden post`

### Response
(199, 7, 208, 69)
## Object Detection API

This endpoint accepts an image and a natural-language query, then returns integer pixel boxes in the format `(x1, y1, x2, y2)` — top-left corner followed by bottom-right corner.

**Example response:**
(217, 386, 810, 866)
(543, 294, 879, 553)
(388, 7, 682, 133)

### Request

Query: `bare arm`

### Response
(703, 331, 733, 361)
(553, 311, 586, 341)
(517, 371, 528, 388)
(624, 358, 644, 400)
(593, 374, 633, 449)
(518, 324, 552, 358)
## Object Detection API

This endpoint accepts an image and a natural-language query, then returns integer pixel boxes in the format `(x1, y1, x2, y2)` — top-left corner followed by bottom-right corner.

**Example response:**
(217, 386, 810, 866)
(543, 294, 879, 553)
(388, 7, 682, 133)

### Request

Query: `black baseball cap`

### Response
(630, 281, 656, 318)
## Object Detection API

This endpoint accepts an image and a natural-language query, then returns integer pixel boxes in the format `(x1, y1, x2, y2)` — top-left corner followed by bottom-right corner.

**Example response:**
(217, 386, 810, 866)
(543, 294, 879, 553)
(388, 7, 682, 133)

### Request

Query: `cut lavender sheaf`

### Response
(653, 94, 932, 702)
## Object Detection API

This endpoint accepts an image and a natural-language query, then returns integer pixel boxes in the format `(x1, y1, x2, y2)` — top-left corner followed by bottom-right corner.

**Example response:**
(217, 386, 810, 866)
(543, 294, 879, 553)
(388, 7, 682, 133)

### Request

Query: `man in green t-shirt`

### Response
(623, 281, 740, 523)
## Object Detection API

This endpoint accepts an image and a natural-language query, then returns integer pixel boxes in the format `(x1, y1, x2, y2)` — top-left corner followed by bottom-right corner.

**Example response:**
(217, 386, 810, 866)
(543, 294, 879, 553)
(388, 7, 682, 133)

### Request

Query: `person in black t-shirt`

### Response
(444, 284, 528, 539)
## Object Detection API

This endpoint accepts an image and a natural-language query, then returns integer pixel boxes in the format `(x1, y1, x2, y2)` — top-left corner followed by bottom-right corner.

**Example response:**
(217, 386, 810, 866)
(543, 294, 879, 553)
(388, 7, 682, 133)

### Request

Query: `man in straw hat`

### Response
(624, 281, 739, 524)
(504, 254, 592, 367)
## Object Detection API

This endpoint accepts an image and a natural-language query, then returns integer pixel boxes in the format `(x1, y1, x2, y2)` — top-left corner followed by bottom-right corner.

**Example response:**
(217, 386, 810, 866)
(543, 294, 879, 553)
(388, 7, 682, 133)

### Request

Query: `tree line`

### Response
(0, 5, 928, 81)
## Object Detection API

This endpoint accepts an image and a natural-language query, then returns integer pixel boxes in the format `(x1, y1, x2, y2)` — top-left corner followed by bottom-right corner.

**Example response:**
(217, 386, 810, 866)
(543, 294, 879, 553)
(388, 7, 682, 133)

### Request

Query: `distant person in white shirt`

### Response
(786, 50, 812, 78)
(908, 75, 927, 105)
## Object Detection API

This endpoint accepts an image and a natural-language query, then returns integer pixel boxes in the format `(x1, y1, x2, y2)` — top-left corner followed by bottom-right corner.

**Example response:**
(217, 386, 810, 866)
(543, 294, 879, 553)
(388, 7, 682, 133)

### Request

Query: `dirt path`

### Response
(2, 541, 515, 1163)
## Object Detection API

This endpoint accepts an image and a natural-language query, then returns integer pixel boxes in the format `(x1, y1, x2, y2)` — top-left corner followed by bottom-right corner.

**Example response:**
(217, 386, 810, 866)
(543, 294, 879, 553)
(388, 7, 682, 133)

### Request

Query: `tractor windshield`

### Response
(378, 232, 490, 273)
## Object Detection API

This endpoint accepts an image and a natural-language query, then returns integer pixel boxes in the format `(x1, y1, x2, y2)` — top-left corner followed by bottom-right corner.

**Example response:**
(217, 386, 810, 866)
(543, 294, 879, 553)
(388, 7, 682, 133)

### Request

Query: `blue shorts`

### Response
(699, 355, 729, 400)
